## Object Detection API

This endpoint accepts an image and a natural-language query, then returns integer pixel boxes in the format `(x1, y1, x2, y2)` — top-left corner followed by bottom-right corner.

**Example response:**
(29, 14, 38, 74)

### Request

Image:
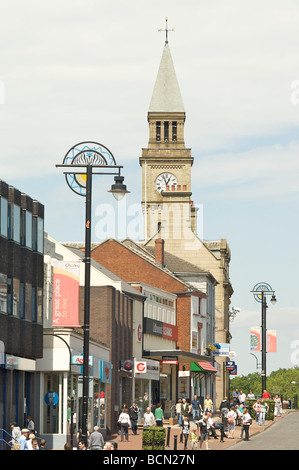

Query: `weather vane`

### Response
(158, 17, 174, 45)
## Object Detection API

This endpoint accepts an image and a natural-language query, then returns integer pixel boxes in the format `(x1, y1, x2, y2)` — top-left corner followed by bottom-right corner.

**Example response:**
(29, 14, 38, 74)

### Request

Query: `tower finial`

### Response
(158, 17, 174, 45)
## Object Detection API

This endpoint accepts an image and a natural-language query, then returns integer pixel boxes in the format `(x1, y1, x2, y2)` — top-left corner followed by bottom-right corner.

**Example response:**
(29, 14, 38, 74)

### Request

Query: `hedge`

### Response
(142, 426, 166, 450)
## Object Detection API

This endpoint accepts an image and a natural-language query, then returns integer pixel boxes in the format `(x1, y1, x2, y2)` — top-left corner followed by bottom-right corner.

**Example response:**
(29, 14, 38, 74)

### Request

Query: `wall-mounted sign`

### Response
(45, 391, 59, 406)
(100, 360, 112, 384)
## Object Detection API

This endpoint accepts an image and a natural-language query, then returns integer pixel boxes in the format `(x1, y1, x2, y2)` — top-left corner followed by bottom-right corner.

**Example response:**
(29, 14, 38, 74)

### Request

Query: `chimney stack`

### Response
(155, 238, 165, 266)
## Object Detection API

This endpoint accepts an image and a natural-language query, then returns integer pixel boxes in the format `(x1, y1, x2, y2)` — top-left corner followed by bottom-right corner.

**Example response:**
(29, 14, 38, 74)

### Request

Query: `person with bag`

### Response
(253, 399, 261, 423)
(118, 405, 131, 442)
(226, 406, 236, 439)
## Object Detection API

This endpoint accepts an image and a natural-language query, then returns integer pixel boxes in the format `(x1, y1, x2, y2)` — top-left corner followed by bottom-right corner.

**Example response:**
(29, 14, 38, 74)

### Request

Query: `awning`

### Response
(191, 361, 218, 373)
(143, 349, 211, 364)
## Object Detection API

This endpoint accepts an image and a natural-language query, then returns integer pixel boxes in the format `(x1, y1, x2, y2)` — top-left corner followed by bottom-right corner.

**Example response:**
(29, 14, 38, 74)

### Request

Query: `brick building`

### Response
(85, 237, 218, 403)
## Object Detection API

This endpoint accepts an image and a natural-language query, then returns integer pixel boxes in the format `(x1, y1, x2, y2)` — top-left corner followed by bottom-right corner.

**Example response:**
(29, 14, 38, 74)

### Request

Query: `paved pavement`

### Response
(107, 410, 292, 451)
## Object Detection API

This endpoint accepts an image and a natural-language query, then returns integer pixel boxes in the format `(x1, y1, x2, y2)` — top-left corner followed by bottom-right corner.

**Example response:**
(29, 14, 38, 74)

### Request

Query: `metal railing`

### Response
(0, 429, 14, 450)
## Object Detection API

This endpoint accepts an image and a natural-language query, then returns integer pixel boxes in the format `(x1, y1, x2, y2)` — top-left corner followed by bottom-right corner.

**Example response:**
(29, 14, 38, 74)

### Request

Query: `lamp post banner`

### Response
(250, 327, 261, 351)
(267, 330, 277, 353)
(52, 261, 80, 327)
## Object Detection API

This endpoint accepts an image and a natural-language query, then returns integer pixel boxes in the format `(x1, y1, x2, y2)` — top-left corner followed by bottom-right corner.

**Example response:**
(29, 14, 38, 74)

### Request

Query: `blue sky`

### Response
(0, 0, 298, 378)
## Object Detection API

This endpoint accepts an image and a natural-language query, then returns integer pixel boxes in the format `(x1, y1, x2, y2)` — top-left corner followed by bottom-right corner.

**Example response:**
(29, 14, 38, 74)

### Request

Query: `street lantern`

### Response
(251, 282, 277, 394)
(56, 141, 129, 440)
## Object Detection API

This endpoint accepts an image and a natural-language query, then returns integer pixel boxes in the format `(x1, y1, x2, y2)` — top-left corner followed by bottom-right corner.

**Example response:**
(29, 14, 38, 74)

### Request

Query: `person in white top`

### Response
(118, 408, 131, 442)
(143, 407, 155, 428)
(239, 391, 246, 405)
(241, 408, 252, 441)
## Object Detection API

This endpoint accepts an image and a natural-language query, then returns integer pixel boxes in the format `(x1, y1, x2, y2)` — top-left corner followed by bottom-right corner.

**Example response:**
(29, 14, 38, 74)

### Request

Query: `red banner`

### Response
(267, 330, 277, 353)
(52, 261, 80, 327)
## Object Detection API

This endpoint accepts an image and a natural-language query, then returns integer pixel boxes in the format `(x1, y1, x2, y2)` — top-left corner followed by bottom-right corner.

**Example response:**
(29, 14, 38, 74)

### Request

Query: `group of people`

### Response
(117, 402, 165, 442)
(74, 426, 115, 450)
(9, 417, 47, 451)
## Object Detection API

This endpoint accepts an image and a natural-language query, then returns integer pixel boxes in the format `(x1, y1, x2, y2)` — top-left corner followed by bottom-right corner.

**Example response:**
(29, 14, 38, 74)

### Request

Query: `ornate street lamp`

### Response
(56, 141, 129, 440)
(251, 282, 277, 393)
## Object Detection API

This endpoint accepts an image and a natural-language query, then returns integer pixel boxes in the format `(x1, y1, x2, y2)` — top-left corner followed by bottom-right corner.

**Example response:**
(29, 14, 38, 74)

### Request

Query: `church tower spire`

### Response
(140, 35, 195, 241)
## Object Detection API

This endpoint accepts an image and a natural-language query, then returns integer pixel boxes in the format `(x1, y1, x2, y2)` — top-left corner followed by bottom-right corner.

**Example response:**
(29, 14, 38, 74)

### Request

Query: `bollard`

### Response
(173, 434, 177, 450)
(166, 427, 171, 447)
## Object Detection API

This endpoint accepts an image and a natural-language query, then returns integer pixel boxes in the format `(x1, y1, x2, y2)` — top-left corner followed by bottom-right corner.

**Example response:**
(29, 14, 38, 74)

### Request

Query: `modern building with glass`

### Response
(0, 179, 44, 433)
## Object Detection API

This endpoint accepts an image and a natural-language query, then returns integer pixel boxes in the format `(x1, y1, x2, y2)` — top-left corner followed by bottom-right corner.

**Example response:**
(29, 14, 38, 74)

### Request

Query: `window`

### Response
(172, 121, 177, 142)
(37, 287, 43, 324)
(32, 216, 44, 253)
(25, 283, 32, 320)
(25, 211, 32, 249)
(31, 286, 37, 322)
(164, 121, 169, 142)
(0, 273, 7, 313)
(156, 121, 161, 142)
(0, 197, 8, 237)
(13, 279, 20, 317)
(8, 204, 21, 243)
(19, 282, 25, 319)
(7, 278, 12, 315)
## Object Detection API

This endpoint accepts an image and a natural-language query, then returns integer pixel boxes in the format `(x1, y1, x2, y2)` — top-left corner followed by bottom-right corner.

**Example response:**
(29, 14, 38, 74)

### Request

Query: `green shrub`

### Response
(142, 426, 166, 450)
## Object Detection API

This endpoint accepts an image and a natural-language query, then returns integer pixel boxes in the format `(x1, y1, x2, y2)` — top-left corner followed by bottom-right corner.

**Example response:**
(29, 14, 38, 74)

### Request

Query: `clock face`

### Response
(155, 172, 177, 194)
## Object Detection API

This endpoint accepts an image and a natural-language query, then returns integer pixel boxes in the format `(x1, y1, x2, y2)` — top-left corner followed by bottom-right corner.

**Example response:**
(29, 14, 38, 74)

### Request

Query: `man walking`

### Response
(89, 425, 105, 450)
(190, 395, 202, 423)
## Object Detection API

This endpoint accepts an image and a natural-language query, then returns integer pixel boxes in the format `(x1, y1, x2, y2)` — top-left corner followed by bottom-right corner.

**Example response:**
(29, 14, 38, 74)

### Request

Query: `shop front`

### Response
(36, 331, 111, 449)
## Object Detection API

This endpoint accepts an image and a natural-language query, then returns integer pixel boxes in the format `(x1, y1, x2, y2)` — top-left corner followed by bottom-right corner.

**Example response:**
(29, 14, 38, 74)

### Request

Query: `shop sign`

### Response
(143, 317, 178, 341)
(213, 343, 230, 357)
(161, 356, 178, 365)
(136, 322, 142, 343)
(134, 361, 147, 374)
(100, 360, 112, 384)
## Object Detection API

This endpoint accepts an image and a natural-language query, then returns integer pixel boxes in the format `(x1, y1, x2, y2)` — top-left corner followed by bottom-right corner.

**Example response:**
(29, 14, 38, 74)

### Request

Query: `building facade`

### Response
(0, 179, 44, 432)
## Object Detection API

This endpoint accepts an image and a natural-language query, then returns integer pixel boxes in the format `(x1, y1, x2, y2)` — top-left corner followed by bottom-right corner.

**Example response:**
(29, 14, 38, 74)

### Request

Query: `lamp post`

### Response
(251, 282, 277, 393)
(56, 142, 129, 440)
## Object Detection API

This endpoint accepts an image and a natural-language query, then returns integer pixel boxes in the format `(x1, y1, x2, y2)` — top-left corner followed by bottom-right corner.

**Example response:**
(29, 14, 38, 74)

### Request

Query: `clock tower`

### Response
(140, 41, 197, 241)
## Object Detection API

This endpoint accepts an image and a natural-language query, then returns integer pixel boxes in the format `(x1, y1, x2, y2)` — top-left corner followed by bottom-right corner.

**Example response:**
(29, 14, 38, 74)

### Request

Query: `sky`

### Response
(0, 0, 299, 378)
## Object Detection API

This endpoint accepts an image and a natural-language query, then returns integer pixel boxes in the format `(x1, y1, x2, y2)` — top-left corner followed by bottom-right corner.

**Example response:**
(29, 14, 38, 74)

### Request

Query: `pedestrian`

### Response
(206, 412, 218, 439)
(253, 398, 261, 423)
(9, 422, 21, 446)
(247, 390, 255, 400)
(197, 414, 210, 450)
(190, 395, 203, 423)
(143, 407, 155, 428)
(232, 388, 240, 406)
(239, 390, 246, 406)
(89, 425, 105, 450)
(18, 429, 29, 450)
(175, 399, 182, 426)
(27, 433, 39, 450)
(39, 439, 47, 450)
(64, 442, 72, 450)
(30, 438, 39, 450)
(227, 405, 236, 439)
(118, 406, 131, 442)
(180, 398, 191, 421)
(241, 407, 252, 441)
(182, 416, 190, 450)
(274, 395, 282, 417)
(154, 403, 164, 427)
(129, 402, 139, 435)
(190, 428, 198, 449)
(204, 394, 213, 413)
(78, 439, 88, 450)
(262, 389, 271, 399)
(26, 416, 35, 434)
(259, 400, 269, 425)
